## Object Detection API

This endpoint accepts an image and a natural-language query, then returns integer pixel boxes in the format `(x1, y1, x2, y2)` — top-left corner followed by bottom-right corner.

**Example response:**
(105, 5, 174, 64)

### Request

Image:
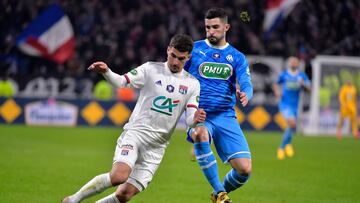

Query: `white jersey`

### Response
(122, 62, 200, 146)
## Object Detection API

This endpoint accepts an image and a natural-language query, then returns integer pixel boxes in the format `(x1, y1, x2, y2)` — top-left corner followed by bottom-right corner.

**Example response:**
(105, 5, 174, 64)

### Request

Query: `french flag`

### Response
(16, 4, 75, 64)
(263, 0, 300, 39)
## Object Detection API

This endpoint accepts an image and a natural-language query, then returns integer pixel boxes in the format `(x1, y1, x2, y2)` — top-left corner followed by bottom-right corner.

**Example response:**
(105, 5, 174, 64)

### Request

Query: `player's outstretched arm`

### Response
(236, 63, 253, 107)
(88, 61, 109, 73)
(272, 83, 281, 102)
(88, 61, 127, 88)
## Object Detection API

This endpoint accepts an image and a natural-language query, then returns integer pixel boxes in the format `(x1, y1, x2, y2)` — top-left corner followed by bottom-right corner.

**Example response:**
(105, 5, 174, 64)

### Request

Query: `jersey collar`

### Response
(286, 69, 299, 76)
(205, 39, 229, 50)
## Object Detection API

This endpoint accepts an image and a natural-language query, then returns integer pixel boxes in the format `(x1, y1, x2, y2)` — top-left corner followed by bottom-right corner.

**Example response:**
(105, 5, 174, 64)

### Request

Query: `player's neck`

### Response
(165, 62, 183, 75)
(287, 69, 299, 75)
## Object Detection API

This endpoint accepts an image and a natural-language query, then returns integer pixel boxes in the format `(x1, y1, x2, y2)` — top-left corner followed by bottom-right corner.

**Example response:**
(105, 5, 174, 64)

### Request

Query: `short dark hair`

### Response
(205, 7, 228, 23)
(169, 34, 194, 53)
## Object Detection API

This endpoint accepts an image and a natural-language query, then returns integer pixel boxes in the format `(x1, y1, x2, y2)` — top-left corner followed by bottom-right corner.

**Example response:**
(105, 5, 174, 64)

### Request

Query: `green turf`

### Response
(0, 125, 359, 203)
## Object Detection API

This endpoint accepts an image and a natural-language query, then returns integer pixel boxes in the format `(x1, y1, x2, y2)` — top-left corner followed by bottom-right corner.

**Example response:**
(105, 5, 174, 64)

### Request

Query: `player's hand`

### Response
(298, 78, 311, 92)
(236, 89, 249, 107)
(274, 93, 281, 103)
(193, 108, 206, 124)
(298, 78, 305, 87)
(88, 61, 109, 74)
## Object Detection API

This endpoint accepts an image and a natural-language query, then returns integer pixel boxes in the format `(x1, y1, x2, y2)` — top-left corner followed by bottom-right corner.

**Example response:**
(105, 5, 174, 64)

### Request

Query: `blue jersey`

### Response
(277, 70, 310, 108)
(184, 40, 253, 116)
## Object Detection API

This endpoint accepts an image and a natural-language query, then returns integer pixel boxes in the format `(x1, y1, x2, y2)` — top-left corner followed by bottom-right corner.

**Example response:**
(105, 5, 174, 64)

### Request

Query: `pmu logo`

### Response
(199, 62, 233, 80)
(151, 96, 179, 116)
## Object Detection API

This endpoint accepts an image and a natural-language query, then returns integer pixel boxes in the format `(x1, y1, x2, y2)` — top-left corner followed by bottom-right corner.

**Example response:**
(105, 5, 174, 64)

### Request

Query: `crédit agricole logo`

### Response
(151, 96, 179, 116)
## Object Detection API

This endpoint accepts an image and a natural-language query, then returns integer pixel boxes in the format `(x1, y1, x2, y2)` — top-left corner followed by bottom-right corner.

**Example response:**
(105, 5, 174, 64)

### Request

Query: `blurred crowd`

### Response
(0, 0, 359, 92)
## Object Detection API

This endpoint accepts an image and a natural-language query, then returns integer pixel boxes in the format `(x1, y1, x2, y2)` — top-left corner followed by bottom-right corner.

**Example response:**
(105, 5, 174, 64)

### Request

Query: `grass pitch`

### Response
(0, 125, 359, 203)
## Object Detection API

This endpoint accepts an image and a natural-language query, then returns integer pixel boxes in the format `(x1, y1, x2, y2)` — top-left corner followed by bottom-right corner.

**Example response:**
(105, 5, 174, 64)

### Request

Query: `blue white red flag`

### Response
(263, 0, 300, 39)
(16, 4, 75, 64)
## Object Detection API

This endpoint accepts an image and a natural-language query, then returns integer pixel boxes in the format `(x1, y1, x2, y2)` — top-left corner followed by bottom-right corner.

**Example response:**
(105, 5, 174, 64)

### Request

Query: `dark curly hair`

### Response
(169, 34, 194, 53)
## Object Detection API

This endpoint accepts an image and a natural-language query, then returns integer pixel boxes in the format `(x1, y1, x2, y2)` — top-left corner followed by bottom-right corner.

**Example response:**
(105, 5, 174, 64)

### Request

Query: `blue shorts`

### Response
(279, 103, 298, 120)
(187, 113, 251, 163)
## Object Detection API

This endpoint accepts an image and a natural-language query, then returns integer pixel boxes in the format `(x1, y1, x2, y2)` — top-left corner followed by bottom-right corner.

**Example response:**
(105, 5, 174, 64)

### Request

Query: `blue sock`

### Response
(223, 169, 250, 193)
(286, 128, 295, 145)
(194, 142, 225, 194)
(280, 128, 294, 148)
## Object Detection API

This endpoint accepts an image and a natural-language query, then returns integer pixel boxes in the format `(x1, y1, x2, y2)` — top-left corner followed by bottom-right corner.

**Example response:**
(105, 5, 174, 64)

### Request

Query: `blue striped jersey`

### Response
(277, 70, 310, 108)
(184, 40, 253, 115)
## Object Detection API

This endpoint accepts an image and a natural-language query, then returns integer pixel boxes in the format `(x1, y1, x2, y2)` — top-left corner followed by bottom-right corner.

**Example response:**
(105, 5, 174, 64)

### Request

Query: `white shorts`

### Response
(113, 130, 165, 191)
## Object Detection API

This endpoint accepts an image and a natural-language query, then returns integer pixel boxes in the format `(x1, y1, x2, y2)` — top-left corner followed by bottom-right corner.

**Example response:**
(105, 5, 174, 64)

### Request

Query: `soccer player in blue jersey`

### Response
(273, 56, 311, 160)
(184, 8, 253, 203)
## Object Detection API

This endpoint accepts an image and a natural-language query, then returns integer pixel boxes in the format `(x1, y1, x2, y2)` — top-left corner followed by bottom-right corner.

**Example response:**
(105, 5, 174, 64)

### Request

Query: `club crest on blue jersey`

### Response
(155, 80, 162, 86)
(226, 54, 233, 62)
(179, 85, 188, 94)
(212, 53, 221, 59)
(166, 85, 174, 93)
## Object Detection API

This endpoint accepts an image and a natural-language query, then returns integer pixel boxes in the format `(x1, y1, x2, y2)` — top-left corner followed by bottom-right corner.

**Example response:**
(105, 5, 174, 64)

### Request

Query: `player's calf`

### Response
(223, 168, 250, 193)
(62, 173, 112, 203)
(115, 183, 139, 202)
(96, 183, 139, 203)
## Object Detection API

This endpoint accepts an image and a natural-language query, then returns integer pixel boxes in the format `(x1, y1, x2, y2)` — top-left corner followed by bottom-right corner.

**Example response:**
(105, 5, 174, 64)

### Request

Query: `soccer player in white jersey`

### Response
(62, 34, 205, 203)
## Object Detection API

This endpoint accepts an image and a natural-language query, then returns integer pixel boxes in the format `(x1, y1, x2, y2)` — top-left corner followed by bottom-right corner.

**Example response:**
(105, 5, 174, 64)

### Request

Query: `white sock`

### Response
(69, 173, 112, 202)
(95, 193, 120, 203)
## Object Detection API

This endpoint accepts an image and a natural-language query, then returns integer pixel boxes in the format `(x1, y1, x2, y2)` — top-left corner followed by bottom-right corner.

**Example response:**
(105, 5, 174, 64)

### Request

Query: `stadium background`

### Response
(1, 0, 359, 131)
(1, 0, 360, 203)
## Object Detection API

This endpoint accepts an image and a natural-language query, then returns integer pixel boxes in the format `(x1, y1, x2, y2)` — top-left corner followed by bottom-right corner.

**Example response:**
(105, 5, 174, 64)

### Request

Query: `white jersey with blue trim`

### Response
(184, 39, 253, 116)
(123, 62, 200, 146)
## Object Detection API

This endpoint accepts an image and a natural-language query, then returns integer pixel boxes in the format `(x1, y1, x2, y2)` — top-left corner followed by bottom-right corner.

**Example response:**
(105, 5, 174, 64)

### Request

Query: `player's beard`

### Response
(208, 34, 226, 46)
(290, 66, 298, 72)
(207, 36, 219, 45)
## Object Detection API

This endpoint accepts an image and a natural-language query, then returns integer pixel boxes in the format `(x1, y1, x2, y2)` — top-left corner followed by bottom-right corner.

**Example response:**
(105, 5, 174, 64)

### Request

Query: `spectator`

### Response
(0, 0, 359, 98)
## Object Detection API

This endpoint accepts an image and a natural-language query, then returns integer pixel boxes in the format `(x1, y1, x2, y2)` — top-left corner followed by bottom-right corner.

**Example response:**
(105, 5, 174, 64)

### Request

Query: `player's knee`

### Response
(288, 119, 296, 129)
(236, 160, 252, 176)
(109, 170, 128, 186)
(239, 166, 252, 176)
(110, 162, 132, 186)
(191, 126, 209, 142)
